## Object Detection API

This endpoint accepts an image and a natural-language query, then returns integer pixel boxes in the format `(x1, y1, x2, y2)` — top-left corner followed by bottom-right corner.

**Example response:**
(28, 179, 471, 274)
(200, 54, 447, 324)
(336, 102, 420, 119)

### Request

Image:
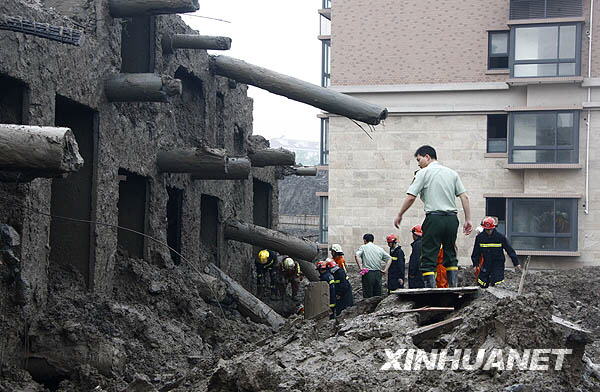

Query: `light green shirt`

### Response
(406, 161, 466, 213)
(356, 242, 392, 271)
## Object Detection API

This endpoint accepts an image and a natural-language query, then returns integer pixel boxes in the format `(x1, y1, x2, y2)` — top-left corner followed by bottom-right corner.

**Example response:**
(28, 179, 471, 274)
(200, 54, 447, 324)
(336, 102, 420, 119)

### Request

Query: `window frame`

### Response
(509, 0, 583, 20)
(509, 22, 582, 78)
(487, 114, 508, 153)
(506, 198, 578, 251)
(321, 39, 331, 87)
(322, 0, 331, 9)
(320, 118, 329, 165)
(508, 110, 580, 164)
(488, 31, 510, 70)
(319, 196, 328, 244)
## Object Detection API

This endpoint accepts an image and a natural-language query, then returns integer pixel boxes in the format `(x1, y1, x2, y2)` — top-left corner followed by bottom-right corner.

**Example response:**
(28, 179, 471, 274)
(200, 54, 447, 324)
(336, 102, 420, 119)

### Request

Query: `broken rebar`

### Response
(0, 14, 83, 46)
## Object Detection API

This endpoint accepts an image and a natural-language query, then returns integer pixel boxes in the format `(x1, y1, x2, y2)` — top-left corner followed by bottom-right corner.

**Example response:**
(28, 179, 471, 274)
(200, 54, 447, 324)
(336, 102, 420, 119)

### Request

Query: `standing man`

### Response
(471, 216, 521, 288)
(355, 233, 392, 298)
(408, 225, 424, 288)
(385, 234, 405, 292)
(393, 145, 473, 288)
(256, 249, 278, 297)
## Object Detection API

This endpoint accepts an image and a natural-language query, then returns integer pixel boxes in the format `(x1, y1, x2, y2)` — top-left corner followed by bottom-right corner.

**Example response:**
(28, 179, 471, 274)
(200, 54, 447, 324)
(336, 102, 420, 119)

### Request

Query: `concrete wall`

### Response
(328, 110, 600, 269)
(0, 0, 280, 312)
(331, 0, 600, 86)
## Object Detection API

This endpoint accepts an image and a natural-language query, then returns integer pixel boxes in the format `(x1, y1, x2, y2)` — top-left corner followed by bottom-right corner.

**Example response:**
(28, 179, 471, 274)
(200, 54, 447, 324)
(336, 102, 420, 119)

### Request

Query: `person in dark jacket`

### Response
(408, 225, 425, 288)
(256, 249, 279, 297)
(471, 217, 522, 288)
(329, 261, 353, 315)
(316, 260, 336, 318)
(386, 234, 405, 292)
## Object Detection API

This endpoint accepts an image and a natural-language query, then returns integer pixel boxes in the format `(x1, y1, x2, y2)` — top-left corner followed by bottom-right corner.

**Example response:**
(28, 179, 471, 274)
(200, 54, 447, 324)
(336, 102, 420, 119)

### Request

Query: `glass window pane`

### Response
(512, 149, 556, 163)
(488, 139, 507, 153)
(559, 25, 577, 59)
(555, 200, 573, 233)
(557, 149, 575, 163)
(558, 62, 576, 76)
(513, 112, 555, 147)
(515, 26, 558, 61)
(511, 236, 554, 250)
(489, 56, 509, 69)
(491, 32, 509, 54)
(514, 63, 557, 77)
(512, 199, 555, 233)
(320, 15, 331, 36)
(555, 237, 571, 250)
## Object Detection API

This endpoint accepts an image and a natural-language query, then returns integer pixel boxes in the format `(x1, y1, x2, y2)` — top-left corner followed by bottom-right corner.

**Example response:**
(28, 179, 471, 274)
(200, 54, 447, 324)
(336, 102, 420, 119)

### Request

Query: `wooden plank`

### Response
(551, 315, 591, 336)
(391, 286, 480, 296)
(304, 281, 330, 320)
(408, 316, 464, 343)
(208, 263, 285, 330)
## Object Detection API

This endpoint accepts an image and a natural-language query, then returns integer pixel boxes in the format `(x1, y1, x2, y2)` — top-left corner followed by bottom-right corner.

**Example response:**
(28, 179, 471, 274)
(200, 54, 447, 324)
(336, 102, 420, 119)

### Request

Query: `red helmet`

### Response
(316, 260, 335, 270)
(411, 225, 423, 237)
(482, 217, 496, 230)
(386, 234, 398, 243)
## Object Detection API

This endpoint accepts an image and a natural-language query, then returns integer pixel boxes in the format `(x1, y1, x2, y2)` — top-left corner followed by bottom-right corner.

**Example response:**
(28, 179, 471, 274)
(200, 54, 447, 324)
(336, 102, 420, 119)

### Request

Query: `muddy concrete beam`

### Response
(157, 147, 250, 179)
(105, 74, 182, 102)
(109, 0, 199, 17)
(224, 219, 318, 262)
(248, 148, 295, 167)
(162, 34, 232, 54)
(208, 263, 285, 330)
(0, 124, 83, 179)
(210, 55, 388, 125)
(291, 166, 318, 176)
(408, 316, 464, 345)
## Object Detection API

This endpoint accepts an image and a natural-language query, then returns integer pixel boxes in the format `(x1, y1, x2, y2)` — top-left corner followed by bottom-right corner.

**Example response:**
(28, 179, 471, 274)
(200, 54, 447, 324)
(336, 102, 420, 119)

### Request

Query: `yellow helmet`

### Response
(258, 250, 270, 264)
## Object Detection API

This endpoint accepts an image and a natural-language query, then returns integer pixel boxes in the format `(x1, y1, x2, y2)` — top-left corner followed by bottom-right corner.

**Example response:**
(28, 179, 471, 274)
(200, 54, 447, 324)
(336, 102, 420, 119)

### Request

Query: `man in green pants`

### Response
(393, 145, 472, 288)
(355, 233, 392, 298)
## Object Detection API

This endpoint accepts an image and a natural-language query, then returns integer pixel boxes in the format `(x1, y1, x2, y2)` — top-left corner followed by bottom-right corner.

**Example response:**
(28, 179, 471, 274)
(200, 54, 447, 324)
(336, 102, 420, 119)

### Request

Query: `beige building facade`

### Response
(318, 0, 600, 268)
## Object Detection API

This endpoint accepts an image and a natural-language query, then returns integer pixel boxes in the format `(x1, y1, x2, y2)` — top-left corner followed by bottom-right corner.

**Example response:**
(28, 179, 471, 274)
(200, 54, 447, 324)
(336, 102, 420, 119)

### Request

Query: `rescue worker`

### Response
(471, 217, 522, 288)
(393, 145, 472, 288)
(329, 259, 353, 315)
(408, 225, 424, 288)
(316, 260, 336, 318)
(355, 233, 392, 298)
(330, 244, 347, 271)
(256, 249, 278, 297)
(277, 257, 303, 301)
(386, 234, 405, 292)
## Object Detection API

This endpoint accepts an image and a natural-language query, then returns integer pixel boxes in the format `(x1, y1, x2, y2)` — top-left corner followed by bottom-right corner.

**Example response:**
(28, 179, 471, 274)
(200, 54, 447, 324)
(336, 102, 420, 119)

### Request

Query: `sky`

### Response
(180, 1, 322, 142)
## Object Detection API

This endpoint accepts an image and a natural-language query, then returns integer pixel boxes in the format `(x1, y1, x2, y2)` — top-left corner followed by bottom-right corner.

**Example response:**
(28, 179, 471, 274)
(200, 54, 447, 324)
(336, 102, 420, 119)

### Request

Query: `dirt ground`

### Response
(1, 260, 599, 392)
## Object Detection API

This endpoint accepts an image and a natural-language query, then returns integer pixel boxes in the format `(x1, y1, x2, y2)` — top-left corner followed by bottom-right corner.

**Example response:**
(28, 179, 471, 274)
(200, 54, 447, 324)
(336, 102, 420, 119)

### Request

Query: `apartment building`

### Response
(317, 0, 600, 268)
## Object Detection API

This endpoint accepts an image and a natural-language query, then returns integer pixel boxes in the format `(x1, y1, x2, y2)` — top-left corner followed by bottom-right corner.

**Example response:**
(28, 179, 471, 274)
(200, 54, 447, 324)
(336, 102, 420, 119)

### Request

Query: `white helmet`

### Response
(330, 244, 343, 253)
(283, 257, 295, 270)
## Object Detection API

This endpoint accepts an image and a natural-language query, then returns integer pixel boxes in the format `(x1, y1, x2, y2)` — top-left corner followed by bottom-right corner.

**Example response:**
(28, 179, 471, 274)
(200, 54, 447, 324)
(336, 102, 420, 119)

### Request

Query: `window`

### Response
(321, 39, 331, 87)
(322, 0, 331, 9)
(320, 118, 329, 165)
(485, 198, 507, 235)
(509, 111, 579, 163)
(510, 23, 581, 78)
(508, 198, 577, 251)
(509, 0, 583, 19)
(488, 31, 509, 69)
(319, 196, 328, 244)
(487, 114, 508, 153)
(320, 14, 331, 36)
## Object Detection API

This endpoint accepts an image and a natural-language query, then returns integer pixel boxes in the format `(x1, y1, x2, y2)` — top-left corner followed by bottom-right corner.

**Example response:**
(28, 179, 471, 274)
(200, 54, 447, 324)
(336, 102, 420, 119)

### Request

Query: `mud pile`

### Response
(1, 264, 599, 391)
(199, 267, 600, 392)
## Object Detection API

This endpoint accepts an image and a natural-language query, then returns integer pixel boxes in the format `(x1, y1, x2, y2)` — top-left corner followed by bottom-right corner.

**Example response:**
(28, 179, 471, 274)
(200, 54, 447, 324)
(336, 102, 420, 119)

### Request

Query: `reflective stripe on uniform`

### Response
(494, 280, 504, 285)
(477, 278, 487, 286)
(422, 272, 435, 276)
(391, 257, 398, 260)
(333, 280, 341, 283)
(329, 304, 336, 307)
(446, 266, 458, 271)
(480, 243, 502, 248)
(329, 280, 335, 284)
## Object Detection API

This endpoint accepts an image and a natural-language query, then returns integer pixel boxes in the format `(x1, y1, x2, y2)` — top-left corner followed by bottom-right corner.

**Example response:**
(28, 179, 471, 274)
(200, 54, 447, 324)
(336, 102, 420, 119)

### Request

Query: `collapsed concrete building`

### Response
(0, 1, 390, 389)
